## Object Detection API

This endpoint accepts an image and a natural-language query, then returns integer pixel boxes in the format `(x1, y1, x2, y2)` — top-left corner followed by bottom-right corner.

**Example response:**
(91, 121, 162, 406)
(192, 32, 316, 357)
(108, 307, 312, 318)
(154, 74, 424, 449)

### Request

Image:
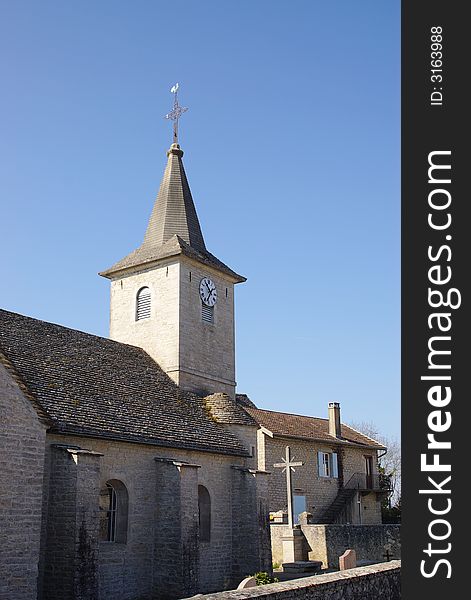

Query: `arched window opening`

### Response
(99, 479, 128, 543)
(136, 287, 151, 320)
(198, 485, 211, 543)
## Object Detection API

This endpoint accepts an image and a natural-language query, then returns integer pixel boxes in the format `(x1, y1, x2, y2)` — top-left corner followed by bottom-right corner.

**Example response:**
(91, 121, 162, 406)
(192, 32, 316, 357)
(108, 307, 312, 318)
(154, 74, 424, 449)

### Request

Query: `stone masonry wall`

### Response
(154, 459, 200, 599)
(270, 524, 401, 568)
(45, 433, 264, 598)
(109, 258, 180, 382)
(178, 258, 237, 398)
(42, 446, 102, 600)
(230, 468, 272, 586)
(0, 362, 47, 600)
(226, 425, 258, 470)
(180, 561, 401, 600)
(109, 256, 239, 400)
(261, 435, 382, 524)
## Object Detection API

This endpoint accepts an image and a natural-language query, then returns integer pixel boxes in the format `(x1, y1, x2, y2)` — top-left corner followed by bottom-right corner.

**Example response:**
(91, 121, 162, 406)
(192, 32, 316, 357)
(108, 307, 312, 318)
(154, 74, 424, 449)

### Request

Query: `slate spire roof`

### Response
(143, 143, 206, 252)
(100, 144, 245, 282)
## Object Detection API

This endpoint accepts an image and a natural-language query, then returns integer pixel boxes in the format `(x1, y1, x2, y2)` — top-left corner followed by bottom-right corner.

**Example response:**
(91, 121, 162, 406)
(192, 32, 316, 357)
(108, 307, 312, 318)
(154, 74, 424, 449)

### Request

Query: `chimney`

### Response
(328, 402, 341, 438)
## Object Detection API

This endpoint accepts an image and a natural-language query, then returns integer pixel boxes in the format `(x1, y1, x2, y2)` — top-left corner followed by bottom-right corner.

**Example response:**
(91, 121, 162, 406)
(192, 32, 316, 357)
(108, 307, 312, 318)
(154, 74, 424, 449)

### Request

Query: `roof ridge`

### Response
(343, 422, 386, 448)
(247, 405, 329, 422)
(245, 405, 385, 449)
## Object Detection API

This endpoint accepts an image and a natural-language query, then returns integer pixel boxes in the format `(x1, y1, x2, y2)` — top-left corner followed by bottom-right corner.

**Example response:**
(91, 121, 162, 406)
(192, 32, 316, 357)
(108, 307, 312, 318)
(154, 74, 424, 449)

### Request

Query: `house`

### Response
(238, 398, 388, 525)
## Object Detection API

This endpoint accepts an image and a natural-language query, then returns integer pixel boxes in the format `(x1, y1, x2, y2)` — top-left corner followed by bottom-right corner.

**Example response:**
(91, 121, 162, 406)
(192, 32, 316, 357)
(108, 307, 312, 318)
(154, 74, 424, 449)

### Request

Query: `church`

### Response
(0, 89, 390, 600)
(0, 91, 272, 600)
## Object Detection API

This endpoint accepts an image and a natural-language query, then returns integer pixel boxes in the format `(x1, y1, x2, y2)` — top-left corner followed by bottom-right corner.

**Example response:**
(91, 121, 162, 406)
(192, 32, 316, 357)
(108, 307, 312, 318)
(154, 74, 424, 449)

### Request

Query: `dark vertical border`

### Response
(402, 1, 467, 595)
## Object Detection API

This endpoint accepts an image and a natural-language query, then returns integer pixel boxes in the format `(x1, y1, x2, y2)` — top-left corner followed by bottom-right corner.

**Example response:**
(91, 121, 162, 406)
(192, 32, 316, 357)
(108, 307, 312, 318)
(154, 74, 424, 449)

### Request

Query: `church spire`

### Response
(100, 84, 244, 283)
(142, 142, 206, 253)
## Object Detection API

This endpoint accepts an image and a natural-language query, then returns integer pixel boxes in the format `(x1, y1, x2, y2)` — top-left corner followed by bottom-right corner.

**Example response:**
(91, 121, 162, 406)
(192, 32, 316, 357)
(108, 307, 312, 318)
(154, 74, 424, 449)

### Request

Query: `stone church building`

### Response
(0, 138, 272, 600)
(1, 101, 390, 597)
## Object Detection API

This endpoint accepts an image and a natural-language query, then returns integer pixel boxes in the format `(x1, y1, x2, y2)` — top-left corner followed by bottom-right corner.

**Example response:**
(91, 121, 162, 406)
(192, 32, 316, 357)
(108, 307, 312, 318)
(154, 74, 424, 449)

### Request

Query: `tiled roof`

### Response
(203, 393, 257, 425)
(0, 309, 248, 456)
(243, 407, 385, 449)
(100, 234, 245, 282)
(235, 393, 257, 409)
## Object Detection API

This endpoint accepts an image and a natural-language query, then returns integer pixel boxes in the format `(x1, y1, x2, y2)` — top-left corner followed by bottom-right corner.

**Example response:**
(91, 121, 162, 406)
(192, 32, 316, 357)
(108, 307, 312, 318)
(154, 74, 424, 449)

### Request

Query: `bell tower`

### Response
(99, 86, 245, 399)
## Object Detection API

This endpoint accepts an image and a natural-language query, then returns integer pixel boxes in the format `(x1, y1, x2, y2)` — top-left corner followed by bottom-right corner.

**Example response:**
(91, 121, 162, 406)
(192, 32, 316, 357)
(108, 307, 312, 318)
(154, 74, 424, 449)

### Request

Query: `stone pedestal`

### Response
(281, 528, 304, 563)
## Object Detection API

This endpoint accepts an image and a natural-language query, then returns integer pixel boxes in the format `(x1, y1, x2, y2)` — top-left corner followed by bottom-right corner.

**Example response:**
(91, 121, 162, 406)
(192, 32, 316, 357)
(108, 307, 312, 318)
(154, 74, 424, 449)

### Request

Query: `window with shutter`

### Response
(136, 287, 151, 320)
(318, 450, 339, 478)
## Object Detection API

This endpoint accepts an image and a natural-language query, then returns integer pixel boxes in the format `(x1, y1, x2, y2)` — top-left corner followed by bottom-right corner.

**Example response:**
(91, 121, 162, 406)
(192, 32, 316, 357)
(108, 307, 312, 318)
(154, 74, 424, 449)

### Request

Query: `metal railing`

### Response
(344, 472, 392, 492)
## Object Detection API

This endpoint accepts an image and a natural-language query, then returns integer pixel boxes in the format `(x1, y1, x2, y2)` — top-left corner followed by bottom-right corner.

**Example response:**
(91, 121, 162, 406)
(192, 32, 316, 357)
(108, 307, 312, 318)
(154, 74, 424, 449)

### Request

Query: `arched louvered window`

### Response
(198, 485, 211, 542)
(136, 287, 151, 320)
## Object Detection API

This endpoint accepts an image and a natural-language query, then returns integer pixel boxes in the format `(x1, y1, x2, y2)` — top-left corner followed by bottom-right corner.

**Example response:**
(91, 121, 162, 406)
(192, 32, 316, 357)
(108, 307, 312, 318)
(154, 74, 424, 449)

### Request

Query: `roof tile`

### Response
(0, 309, 248, 456)
(243, 407, 385, 449)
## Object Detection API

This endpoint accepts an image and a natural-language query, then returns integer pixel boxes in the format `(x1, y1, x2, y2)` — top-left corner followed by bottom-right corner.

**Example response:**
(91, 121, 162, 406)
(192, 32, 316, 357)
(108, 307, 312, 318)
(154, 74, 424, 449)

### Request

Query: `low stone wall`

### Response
(271, 524, 400, 568)
(182, 561, 401, 599)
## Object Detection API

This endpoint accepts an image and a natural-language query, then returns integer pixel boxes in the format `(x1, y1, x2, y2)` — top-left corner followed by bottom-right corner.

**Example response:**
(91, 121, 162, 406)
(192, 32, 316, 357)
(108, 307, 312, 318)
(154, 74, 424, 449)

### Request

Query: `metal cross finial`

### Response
(165, 83, 188, 144)
(274, 446, 304, 529)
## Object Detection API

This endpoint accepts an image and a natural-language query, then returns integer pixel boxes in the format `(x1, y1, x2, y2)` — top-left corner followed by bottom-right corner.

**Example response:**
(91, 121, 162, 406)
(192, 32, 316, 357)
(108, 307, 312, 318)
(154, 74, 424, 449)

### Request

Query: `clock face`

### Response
(199, 277, 217, 307)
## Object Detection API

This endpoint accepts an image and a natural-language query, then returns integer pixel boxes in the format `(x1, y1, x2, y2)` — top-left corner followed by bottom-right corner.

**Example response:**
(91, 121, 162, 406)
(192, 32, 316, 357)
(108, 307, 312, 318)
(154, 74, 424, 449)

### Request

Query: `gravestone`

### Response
(237, 576, 257, 589)
(339, 549, 357, 571)
(383, 548, 394, 561)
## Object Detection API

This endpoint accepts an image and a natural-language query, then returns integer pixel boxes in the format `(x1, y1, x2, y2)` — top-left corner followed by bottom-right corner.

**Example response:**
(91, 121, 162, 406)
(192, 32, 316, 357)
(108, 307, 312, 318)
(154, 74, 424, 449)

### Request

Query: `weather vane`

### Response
(165, 83, 188, 144)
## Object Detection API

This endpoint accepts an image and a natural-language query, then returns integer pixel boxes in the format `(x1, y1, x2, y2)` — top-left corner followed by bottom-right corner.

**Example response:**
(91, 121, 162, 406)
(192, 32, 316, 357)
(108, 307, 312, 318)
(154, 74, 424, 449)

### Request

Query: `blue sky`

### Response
(0, 1, 400, 439)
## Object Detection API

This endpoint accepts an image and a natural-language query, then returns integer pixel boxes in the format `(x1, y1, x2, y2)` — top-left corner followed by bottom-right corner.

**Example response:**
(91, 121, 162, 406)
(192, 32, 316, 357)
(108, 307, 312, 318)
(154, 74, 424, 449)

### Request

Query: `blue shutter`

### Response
(317, 451, 324, 476)
(332, 453, 339, 478)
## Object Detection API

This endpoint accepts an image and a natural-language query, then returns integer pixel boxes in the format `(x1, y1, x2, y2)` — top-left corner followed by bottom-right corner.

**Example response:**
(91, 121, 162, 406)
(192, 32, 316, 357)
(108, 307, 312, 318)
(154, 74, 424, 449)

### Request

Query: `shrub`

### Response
(254, 571, 279, 586)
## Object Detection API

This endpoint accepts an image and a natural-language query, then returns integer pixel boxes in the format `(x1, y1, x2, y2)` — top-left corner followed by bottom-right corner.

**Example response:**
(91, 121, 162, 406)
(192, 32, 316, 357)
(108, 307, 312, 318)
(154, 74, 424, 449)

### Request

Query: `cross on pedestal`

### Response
(274, 446, 304, 529)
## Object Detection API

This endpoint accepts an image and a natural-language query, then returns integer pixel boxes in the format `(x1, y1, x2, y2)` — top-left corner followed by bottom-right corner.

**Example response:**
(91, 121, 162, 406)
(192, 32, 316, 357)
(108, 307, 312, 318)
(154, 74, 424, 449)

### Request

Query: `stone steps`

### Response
(317, 488, 356, 524)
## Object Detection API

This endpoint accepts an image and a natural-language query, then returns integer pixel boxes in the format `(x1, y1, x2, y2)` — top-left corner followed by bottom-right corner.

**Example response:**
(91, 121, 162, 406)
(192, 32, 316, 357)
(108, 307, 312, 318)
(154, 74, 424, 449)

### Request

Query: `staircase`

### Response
(317, 488, 356, 524)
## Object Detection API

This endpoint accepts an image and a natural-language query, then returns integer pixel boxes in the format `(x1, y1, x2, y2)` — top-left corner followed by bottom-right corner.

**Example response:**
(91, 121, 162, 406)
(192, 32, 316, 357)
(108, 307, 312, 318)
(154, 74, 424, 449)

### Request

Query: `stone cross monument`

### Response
(274, 446, 304, 529)
(273, 446, 314, 572)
